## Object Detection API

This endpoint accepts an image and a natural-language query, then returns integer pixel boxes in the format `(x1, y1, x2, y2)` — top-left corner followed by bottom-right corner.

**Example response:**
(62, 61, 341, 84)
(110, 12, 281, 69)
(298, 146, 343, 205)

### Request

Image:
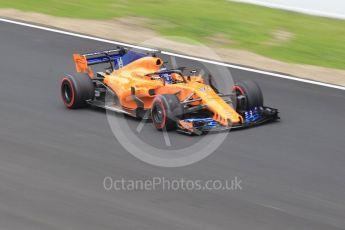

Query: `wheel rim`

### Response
(62, 82, 72, 103)
(233, 85, 244, 97)
(152, 103, 163, 124)
(61, 78, 75, 107)
(233, 85, 247, 110)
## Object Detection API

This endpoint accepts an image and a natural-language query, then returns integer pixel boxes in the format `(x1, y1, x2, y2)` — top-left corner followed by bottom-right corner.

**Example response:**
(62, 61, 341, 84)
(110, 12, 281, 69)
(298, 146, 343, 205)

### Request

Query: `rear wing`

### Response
(73, 48, 150, 78)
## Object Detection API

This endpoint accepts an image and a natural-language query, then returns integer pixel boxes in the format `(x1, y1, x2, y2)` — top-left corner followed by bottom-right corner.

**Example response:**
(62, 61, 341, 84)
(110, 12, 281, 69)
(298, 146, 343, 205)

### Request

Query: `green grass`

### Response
(1, 0, 345, 69)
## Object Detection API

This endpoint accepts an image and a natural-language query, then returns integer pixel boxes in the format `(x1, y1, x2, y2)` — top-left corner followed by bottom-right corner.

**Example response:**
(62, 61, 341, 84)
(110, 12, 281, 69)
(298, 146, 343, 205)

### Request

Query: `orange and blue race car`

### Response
(60, 47, 279, 135)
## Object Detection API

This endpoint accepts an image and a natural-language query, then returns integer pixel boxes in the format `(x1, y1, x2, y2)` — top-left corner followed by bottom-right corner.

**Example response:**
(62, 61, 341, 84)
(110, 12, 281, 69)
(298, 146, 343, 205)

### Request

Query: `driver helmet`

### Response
(162, 73, 173, 84)
(159, 68, 173, 84)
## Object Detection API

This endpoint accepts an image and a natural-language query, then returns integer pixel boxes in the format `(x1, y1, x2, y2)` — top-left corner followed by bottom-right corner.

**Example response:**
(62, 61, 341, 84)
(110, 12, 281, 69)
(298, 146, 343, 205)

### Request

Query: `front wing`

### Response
(177, 106, 279, 135)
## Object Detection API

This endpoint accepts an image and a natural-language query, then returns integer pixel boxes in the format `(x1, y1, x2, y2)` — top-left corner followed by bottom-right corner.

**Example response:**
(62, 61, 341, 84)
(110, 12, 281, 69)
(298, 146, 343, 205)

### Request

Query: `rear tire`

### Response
(233, 80, 263, 110)
(61, 73, 94, 109)
(151, 94, 183, 131)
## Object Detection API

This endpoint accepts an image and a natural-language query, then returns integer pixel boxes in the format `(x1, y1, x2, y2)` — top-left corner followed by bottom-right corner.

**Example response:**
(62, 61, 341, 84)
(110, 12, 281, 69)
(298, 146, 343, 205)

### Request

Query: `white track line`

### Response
(1, 17, 344, 91)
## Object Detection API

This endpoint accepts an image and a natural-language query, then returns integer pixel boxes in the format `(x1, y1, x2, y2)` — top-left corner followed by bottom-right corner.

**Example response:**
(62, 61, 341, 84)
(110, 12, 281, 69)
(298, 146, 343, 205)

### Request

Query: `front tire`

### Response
(151, 94, 183, 131)
(60, 73, 94, 109)
(233, 80, 263, 111)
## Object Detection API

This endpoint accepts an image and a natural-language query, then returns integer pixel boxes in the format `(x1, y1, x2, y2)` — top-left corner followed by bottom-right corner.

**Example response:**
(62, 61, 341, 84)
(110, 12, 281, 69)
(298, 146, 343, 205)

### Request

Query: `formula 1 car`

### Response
(60, 47, 279, 135)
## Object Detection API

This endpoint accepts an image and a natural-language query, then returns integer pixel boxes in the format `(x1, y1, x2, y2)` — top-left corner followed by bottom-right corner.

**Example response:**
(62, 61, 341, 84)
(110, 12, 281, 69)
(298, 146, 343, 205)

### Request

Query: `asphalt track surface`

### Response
(1, 21, 345, 230)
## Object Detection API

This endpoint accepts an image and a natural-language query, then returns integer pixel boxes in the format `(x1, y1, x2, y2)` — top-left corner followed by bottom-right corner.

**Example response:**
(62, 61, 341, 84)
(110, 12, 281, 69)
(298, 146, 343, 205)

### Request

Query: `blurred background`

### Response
(0, 0, 344, 81)
(235, 0, 345, 19)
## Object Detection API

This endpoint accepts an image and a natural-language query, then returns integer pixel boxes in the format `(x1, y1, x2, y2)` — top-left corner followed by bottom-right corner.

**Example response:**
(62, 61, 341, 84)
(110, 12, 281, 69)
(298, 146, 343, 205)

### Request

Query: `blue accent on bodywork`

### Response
(86, 54, 122, 65)
(86, 51, 147, 70)
(181, 107, 262, 130)
(113, 51, 147, 70)
(183, 118, 217, 128)
(244, 107, 261, 123)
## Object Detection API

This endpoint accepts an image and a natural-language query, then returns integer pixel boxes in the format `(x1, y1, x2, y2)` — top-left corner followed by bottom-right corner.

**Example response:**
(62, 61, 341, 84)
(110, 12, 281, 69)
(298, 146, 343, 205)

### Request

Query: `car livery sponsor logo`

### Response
(199, 86, 210, 92)
(117, 57, 123, 68)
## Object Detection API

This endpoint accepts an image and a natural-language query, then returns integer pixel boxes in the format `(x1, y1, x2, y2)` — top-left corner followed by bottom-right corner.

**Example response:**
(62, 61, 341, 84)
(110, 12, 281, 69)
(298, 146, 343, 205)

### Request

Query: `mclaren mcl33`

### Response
(60, 47, 279, 135)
